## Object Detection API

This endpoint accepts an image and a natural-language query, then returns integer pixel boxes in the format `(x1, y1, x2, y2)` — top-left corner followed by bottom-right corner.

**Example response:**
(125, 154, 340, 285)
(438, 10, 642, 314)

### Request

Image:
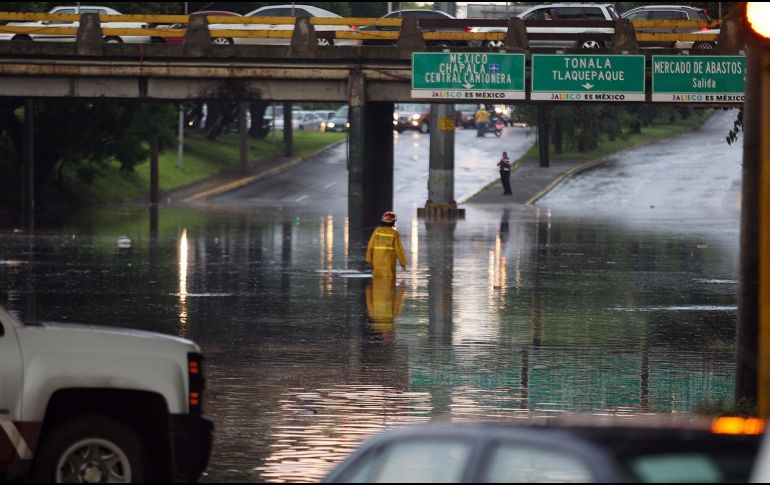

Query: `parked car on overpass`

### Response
(360, 9, 477, 47)
(324, 417, 763, 483)
(0, 5, 150, 43)
(206, 4, 359, 47)
(621, 5, 715, 49)
(674, 27, 720, 50)
(152, 10, 241, 45)
(476, 3, 618, 50)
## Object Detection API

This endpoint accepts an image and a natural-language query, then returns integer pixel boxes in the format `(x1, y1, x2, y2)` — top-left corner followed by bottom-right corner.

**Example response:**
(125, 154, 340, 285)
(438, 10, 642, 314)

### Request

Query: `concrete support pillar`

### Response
(426, 219, 455, 344)
(428, 103, 455, 205)
(419, 104, 464, 219)
(23, 99, 34, 230)
(363, 102, 394, 227)
(239, 101, 249, 174)
(537, 105, 550, 168)
(348, 70, 367, 251)
(150, 136, 159, 205)
(283, 101, 293, 157)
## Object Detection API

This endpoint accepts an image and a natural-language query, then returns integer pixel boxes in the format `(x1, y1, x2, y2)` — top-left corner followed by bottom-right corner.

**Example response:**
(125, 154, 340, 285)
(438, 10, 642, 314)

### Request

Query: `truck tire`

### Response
(33, 415, 145, 483)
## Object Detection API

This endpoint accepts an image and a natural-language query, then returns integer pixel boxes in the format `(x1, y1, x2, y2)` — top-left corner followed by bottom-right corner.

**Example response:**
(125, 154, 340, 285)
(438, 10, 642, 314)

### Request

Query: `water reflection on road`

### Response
(0, 113, 742, 482)
(0, 204, 738, 482)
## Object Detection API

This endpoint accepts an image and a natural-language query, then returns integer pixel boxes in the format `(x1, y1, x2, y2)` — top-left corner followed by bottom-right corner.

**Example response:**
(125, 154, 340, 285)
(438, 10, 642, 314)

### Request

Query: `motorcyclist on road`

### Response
(366, 211, 407, 278)
(474, 105, 490, 137)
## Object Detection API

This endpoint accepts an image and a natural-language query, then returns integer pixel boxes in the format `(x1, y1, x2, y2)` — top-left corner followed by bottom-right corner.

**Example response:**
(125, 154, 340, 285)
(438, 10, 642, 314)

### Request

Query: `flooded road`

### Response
(0, 112, 742, 482)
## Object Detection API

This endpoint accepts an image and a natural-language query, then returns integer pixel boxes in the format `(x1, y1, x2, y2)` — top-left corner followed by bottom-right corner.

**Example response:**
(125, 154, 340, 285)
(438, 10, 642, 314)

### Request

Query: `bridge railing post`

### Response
(397, 17, 425, 53)
(291, 16, 318, 56)
(504, 17, 529, 51)
(610, 18, 639, 53)
(76, 12, 103, 55)
(184, 14, 212, 55)
(715, 15, 745, 55)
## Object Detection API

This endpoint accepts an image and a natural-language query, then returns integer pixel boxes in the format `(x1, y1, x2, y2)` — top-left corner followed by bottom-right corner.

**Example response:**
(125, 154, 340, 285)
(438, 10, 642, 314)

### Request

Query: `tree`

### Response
(0, 98, 176, 208)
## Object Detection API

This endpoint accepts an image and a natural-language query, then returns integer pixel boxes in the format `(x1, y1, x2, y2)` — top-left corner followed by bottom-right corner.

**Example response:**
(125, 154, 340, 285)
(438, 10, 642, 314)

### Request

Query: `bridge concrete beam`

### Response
(0, 76, 412, 101)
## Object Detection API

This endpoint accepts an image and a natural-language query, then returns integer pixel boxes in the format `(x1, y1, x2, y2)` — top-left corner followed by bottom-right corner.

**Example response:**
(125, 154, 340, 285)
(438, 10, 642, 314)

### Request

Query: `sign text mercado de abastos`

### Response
(412, 52, 745, 104)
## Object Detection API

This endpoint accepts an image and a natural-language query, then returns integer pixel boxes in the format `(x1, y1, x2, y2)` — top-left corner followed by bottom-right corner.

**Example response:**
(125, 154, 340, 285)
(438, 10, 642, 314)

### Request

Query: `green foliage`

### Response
(34, 100, 176, 182)
(727, 108, 743, 145)
(60, 130, 346, 203)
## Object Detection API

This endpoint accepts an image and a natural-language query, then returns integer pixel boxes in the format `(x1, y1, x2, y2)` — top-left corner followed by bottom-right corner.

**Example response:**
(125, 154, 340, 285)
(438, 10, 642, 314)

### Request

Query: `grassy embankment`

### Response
(63, 130, 346, 204)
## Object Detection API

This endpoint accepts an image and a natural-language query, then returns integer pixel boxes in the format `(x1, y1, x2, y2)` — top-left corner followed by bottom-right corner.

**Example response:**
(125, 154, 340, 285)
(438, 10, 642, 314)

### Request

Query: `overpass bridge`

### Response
(0, 11, 746, 245)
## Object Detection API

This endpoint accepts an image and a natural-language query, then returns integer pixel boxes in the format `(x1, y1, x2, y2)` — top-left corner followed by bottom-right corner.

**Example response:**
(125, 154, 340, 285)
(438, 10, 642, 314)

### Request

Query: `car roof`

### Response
(190, 10, 240, 16)
(246, 4, 341, 18)
(324, 417, 762, 483)
(385, 9, 456, 18)
(522, 3, 614, 8)
(518, 3, 614, 16)
(52, 5, 121, 12)
(625, 4, 704, 10)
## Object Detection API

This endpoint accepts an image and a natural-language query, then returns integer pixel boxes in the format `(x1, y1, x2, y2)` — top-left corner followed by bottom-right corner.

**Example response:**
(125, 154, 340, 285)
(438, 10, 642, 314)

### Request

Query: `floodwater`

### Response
(0, 112, 743, 482)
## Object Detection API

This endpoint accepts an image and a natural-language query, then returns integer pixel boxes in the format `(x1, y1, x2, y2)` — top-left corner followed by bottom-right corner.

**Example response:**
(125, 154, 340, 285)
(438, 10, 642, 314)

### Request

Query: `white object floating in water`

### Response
(117, 235, 132, 249)
(316, 269, 368, 274)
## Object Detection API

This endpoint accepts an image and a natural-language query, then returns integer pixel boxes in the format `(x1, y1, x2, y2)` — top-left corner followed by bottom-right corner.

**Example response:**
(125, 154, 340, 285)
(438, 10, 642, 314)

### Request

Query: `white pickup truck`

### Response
(0, 306, 213, 483)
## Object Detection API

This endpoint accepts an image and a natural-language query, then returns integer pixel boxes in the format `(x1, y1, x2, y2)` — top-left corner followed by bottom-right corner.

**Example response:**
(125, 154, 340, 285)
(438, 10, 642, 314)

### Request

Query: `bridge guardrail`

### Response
(0, 12, 723, 44)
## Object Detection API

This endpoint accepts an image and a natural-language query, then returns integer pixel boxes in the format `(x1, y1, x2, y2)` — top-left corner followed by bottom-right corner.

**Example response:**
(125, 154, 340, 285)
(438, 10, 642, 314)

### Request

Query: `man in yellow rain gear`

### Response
(366, 211, 407, 278)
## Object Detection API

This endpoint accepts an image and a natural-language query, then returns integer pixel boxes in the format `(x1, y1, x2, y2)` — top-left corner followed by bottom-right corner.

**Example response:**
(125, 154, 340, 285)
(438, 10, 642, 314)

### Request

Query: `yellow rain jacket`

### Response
(366, 226, 407, 278)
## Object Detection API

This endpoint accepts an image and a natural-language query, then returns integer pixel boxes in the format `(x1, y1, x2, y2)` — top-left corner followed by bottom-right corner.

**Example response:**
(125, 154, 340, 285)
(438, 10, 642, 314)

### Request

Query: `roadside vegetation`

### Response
(518, 107, 714, 163)
(60, 130, 346, 204)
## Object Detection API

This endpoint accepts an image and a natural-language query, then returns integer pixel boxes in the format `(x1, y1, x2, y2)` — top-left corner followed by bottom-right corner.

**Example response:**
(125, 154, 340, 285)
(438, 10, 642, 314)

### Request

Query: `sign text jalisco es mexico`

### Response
(531, 54, 646, 101)
(412, 52, 526, 100)
(652, 56, 746, 103)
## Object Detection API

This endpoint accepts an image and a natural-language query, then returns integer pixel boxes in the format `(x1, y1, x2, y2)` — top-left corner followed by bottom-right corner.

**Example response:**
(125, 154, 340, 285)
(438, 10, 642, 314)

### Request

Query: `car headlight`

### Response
(327, 122, 335, 128)
(393, 113, 398, 120)
(411, 114, 421, 120)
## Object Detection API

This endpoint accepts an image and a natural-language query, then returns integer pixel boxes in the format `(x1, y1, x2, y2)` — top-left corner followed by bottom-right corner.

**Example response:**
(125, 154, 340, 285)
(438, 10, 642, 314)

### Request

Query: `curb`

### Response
(461, 112, 714, 207)
(524, 115, 713, 206)
(184, 139, 347, 202)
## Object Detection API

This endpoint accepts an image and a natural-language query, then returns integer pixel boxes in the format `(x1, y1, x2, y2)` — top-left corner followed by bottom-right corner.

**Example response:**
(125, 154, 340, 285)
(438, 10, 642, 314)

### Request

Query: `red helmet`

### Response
(381, 211, 397, 223)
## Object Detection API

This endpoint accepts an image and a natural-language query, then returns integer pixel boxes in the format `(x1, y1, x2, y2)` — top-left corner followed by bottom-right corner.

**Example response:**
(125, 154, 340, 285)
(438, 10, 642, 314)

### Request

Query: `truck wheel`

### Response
(33, 416, 145, 483)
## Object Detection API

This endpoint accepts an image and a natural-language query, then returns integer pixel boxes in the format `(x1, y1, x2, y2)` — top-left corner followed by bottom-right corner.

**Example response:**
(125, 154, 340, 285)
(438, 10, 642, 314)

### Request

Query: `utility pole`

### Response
(738, 2, 770, 418)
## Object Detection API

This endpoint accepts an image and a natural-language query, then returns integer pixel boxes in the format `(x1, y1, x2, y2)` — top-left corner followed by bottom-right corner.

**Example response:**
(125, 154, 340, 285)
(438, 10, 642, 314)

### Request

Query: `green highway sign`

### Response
(651, 56, 746, 103)
(531, 54, 646, 101)
(411, 52, 526, 100)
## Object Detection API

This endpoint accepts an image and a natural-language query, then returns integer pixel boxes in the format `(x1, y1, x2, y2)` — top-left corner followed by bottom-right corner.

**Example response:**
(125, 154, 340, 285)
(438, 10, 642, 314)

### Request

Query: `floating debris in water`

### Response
(117, 236, 132, 249)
